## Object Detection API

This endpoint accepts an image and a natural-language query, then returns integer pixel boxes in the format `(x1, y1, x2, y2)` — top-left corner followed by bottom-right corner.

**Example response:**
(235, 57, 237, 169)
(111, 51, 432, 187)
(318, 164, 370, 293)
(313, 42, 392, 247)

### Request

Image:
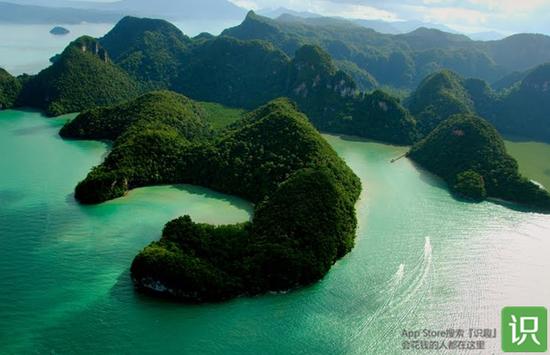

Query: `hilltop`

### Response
(15, 16, 416, 144)
(406, 70, 477, 135)
(407, 66, 550, 142)
(409, 114, 550, 209)
(222, 12, 550, 89)
(60, 90, 211, 141)
(17, 36, 140, 116)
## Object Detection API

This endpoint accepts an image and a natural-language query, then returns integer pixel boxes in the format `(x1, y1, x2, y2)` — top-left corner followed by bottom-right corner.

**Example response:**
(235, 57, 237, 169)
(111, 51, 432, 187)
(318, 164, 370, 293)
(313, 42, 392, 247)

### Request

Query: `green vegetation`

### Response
(60, 90, 211, 141)
(0, 68, 21, 110)
(131, 166, 358, 301)
(198, 101, 245, 131)
(284, 44, 417, 144)
(407, 65, 550, 142)
(8, 16, 418, 144)
(222, 12, 550, 89)
(17, 36, 140, 116)
(453, 170, 487, 201)
(9, 16, 550, 144)
(322, 90, 418, 144)
(99, 16, 191, 89)
(407, 70, 475, 135)
(334, 60, 378, 91)
(409, 114, 550, 210)
(100, 17, 417, 144)
(174, 36, 290, 109)
(67, 96, 361, 301)
(495, 63, 550, 142)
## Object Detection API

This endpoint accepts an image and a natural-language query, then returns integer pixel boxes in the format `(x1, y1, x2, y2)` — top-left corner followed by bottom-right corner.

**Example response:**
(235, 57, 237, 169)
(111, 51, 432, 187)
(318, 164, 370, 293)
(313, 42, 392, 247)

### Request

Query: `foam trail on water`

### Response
(364, 237, 434, 353)
(351, 263, 405, 342)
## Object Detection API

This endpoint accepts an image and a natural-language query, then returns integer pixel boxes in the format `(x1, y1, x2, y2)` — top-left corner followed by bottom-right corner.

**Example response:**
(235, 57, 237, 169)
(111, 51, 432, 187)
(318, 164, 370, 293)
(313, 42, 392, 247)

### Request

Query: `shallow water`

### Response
(0, 23, 114, 75)
(1, 110, 549, 354)
(505, 140, 550, 189)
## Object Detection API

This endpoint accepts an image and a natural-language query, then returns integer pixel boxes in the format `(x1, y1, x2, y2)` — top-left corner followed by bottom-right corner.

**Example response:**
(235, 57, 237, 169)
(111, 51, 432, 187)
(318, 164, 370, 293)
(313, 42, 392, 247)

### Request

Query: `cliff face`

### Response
(288, 45, 357, 100)
(75, 36, 110, 63)
(17, 36, 140, 116)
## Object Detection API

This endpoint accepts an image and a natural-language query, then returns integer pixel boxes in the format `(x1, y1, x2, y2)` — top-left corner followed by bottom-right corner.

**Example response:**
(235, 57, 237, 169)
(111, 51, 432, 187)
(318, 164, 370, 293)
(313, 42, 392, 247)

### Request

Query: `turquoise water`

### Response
(1, 110, 549, 354)
(0, 23, 114, 75)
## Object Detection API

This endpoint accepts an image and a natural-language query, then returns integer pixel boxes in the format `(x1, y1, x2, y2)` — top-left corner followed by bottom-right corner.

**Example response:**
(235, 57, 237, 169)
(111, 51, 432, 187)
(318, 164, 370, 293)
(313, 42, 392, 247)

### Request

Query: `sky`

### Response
(227, 0, 550, 35)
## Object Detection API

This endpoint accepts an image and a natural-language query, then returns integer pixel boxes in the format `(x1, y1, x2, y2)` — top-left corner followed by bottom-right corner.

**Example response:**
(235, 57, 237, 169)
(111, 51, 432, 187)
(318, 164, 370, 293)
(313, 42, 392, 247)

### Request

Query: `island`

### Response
(408, 113, 550, 210)
(61, 92, 362, 302)
(50, 26, 70, 35)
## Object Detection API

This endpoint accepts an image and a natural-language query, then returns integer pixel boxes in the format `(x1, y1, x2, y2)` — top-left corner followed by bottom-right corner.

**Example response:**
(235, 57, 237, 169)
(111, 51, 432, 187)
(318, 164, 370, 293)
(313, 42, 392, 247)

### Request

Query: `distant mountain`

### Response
(13, 0, 248, 21)
(222, 12, 550, 89)
(260, 9, 455, 35)
(467, 31, 507, 41)
(102, 0, 247, 20)
(259, 7, 320, 19)
(1, 0, 247, 24)
(355, 19, 457, 35)
(396, 27, 472, 50)
(352, 19, 400, 34)
(0, 1, 122, 24)
(483, 34, 550, 73)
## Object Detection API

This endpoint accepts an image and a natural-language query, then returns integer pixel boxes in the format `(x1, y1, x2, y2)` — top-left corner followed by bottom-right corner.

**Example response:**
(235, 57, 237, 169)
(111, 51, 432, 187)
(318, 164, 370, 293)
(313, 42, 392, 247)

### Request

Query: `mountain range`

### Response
(2, 15, 550, 144)
(222, 12, 550, 90)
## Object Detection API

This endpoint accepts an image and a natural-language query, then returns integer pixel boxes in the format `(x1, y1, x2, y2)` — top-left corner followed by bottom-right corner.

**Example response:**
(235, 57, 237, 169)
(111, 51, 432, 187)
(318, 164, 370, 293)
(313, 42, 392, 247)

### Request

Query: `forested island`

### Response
(62, 93, 361, 301)
(409, 114, 550, 209)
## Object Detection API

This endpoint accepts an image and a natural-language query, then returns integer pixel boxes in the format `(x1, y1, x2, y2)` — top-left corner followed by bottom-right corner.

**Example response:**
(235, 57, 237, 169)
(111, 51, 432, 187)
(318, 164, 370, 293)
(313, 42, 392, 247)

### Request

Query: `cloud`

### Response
(231, 0, 399, 20)
(467, 0, 547, 14)
(229, 0, 550, 34)
(313, 1, 399, 20)
(407, 5, 488, 26)
(231, 0, 260, 10)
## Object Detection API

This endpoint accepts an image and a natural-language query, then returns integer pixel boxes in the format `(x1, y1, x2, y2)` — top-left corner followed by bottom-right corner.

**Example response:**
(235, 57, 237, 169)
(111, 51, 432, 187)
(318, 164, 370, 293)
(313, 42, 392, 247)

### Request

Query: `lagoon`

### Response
(0, 110, 549, 353)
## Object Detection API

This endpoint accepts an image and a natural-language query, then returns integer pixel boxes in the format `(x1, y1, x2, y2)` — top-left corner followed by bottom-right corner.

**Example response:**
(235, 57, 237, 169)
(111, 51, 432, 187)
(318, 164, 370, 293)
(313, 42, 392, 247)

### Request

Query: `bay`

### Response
(0, 110, 549, 354)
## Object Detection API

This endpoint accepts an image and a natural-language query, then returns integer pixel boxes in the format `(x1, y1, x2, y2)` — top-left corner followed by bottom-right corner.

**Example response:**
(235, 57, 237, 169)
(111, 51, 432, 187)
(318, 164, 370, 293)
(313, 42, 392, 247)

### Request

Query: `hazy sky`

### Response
(228, 0, 550, 35)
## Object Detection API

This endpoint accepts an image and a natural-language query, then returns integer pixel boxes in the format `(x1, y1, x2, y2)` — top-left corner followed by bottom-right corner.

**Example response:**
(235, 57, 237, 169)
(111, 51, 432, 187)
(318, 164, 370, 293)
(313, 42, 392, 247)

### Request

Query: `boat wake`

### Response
(356, 237, 434, 353)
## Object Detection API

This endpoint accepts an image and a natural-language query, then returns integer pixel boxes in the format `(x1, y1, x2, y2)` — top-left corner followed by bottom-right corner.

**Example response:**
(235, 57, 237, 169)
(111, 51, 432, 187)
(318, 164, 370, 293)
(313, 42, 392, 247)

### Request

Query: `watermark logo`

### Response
(502, 307, 547, 352)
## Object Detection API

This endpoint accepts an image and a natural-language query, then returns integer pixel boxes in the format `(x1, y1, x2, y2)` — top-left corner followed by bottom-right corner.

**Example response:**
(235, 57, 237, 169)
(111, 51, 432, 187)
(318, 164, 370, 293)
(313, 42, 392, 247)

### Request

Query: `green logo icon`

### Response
(502, 307, 547, 352)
